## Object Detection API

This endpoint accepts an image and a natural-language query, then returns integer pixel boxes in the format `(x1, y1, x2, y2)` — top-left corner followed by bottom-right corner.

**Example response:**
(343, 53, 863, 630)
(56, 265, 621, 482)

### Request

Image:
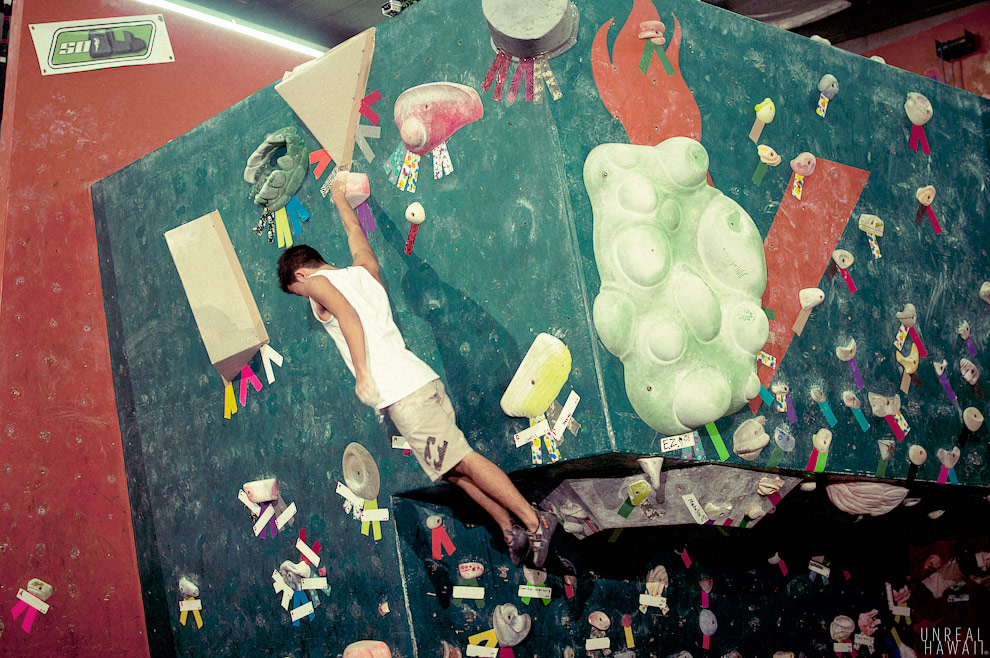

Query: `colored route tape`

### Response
(705, 422, 729, 461)
(818, 400, 838, 427)
(852, 407, 870, 432)
(937, 371, 958, 402)
(907, 326, 928, 358)
(766, 445, 784, 469)
(639, 40, 674, 76)
(849, 358, 865, 390)
(785, 393, 798, 424)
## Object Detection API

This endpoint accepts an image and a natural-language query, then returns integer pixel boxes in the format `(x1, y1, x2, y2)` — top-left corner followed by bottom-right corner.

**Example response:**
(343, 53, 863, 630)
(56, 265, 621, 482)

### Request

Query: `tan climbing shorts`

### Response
(386, 380, 474, 482)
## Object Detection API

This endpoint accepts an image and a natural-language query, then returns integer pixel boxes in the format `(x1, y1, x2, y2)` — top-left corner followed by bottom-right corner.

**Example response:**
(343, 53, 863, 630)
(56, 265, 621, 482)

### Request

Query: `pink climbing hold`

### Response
(343, 640, 392, 658)
(394, 82, 484, 155)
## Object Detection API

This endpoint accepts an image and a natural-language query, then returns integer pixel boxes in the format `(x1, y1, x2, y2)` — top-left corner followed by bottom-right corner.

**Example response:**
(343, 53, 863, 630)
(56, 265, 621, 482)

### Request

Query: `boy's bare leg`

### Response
(448, 452, 539, 532)
(446, 473, 513, 534)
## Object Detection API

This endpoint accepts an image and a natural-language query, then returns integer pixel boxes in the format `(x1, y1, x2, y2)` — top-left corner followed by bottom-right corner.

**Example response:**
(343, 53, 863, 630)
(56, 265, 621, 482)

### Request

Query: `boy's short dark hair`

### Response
(276, 244, 327, 292)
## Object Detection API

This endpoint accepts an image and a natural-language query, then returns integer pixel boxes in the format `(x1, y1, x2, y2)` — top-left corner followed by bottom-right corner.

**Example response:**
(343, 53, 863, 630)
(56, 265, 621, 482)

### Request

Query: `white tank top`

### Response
(308, 267, 438, 411)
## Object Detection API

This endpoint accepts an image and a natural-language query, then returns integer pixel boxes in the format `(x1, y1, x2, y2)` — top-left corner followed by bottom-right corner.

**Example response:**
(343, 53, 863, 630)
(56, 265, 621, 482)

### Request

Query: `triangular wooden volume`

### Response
(275, 28, 376, 171)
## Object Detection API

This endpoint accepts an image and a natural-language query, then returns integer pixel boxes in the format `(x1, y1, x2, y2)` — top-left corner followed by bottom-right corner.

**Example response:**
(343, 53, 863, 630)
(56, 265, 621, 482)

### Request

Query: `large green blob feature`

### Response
(584, 137, 769, 436)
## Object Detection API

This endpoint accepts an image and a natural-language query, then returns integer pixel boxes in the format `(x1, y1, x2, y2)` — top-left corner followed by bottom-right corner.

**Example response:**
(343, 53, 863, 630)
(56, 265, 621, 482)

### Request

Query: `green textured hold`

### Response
(243, 125, 309, 212)
(584, 137, 768, 436)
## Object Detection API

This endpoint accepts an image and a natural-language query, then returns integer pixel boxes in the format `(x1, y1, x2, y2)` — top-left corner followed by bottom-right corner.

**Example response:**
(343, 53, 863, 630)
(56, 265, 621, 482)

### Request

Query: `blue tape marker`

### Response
(948, 468, 958, 485)
(287, 195, 310, 223)
(852, 407, 870, 432)
(758, 385, 773, 406)
(284, 196, 305, 234)
(818, 401, 838, 427)
(291, 590, 314, 626)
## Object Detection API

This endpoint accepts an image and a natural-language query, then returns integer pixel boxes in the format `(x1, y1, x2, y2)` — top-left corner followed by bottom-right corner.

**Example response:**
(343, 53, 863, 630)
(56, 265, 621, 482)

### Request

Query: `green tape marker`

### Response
(638, 41, 675, 76)
(657, 49, 674, 76)
(739, 516, 750, 528)
(814, 450, 829, 473)
(608, 528, 623, 542)
(876, 459, 888, 477)
(705, 422, 729, 461)
(752, 161, 769, 185)
(617, 497, 636, 518)
(763, 308, 775, 321)
(765, 445, 784, 469)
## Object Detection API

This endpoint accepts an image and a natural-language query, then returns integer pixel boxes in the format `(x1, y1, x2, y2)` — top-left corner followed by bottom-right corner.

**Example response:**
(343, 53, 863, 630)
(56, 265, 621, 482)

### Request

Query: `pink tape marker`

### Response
(298, 529, 322, 566)
(702, 634, 711, 649)
(700, 590, 709, 608)
(11, 599, 37, 633)
(937, 465, 950, 484)
(767, 492, 782, 507)
(909, 124, 930, 154)
(681, 548, 692, 568)
(907, 326, 928, 357)
(806, 448, 820, 472)
(11, 590, 48, 633)
(925, 206, 942, 234)
(239, 363, 263, 406)
(839, 268, 857, 293)
(482, 52, 512, 101)
(522, 59, 535, 101)
(505, 58, 533, 105)
(778, 559, 789, 576)
(885, 415, 905, 441)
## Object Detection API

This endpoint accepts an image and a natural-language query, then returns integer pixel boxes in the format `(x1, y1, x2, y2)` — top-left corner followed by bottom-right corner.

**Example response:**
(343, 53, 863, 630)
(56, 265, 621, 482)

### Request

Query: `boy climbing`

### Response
(276, 176, 556, 567)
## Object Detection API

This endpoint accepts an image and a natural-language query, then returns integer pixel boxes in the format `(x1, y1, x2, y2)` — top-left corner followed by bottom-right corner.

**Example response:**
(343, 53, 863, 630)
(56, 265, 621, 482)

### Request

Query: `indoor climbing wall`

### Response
(88, 0, 989, 655)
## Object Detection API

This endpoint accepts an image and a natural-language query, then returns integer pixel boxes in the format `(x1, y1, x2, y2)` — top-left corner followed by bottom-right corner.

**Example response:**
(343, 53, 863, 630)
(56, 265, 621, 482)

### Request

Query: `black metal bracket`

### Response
(936, 30, 980, 62)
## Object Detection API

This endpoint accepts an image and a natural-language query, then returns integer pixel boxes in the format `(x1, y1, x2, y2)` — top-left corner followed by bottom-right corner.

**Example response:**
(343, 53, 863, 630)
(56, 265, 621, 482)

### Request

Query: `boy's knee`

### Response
(448, 453, 474, 477)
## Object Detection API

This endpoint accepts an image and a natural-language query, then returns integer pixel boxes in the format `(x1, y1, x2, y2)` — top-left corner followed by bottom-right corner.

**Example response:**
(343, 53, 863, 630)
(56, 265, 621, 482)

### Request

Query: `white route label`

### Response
(518, 585, 552, 599)
(252, 504, 275, 536)
(16, 589, 50, 614)
(682, 493, 710, 524)
(361, 508, 390, 522)
(661, 432, 697, 452)
(301, 577, 328, 590)
(335, 481, 364, 507)
(585, 638, 610, 650)
(275, 502, 297, 530)
(514, 419, 550, 447)
(290, 601, 315, 621)
(548, 391, 579, 444)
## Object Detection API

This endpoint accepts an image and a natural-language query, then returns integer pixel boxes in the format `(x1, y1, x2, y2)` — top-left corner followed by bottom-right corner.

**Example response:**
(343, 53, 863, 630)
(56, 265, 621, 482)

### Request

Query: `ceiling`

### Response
(189, 0, 984, 50)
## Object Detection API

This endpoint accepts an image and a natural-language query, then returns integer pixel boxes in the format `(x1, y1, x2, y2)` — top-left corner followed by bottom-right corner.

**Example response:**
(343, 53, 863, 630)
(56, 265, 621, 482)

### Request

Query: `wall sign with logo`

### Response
(29, 15, 174, 75)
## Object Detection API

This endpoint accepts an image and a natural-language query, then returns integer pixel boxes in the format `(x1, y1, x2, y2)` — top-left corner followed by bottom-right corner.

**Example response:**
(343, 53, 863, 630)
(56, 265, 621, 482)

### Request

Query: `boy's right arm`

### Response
(331, 176, 381, 285)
